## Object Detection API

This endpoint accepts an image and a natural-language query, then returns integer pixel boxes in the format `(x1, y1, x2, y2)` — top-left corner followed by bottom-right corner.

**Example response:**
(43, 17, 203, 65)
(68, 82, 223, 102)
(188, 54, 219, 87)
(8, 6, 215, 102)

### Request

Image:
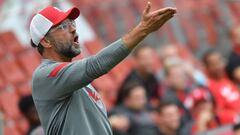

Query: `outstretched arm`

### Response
(37, 2, 177, 99)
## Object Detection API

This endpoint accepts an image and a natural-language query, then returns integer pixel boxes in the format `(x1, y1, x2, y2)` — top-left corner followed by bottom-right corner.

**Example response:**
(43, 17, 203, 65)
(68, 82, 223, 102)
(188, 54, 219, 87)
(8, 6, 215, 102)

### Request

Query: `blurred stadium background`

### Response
(0, 0, 240, 135)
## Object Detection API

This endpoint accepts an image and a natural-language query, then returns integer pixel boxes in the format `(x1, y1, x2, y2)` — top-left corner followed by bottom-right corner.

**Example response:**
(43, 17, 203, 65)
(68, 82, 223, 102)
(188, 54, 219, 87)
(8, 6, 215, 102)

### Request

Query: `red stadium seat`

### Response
(96, 8, 118, 42)
(16, 81, 32, 96)
(113, 1, 136, 31)
(0, 89, 21, 119)
(16, 117, 29, 135)
(228, 2, 240, 25)
(0, 40, 5, 58)
(194, 12, 218, 46)
(0, 56, 26, 85)
(92, 74, 117, 93)
(109, 59, 133, 86)
(16, 49, 41, 78)
(84, 38, 104, 55)
(0, 74, 5, 90)
(179, 16, 199, 50)
(0, 31, 24, 54)
(4, 118, 21, 135)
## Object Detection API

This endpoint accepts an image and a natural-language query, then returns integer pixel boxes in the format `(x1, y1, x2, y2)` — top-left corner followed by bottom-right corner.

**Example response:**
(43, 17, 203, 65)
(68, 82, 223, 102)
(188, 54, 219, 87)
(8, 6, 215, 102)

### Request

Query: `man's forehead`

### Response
(51, 18, 72, 28)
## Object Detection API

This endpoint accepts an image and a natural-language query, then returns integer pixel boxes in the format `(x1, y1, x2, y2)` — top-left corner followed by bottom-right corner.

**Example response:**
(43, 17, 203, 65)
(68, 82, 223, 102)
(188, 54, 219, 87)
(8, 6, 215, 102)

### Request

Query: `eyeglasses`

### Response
(49, 19, 76, 33)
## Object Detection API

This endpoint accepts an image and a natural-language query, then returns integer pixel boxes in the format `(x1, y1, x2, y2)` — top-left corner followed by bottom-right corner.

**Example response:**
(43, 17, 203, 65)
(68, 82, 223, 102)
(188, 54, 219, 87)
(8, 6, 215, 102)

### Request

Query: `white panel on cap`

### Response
(30, 14, 53, 45)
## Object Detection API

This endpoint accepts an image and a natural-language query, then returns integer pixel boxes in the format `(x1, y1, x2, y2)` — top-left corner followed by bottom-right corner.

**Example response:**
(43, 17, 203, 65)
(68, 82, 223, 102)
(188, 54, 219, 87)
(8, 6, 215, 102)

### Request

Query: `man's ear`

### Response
(39, 37, 52, 48)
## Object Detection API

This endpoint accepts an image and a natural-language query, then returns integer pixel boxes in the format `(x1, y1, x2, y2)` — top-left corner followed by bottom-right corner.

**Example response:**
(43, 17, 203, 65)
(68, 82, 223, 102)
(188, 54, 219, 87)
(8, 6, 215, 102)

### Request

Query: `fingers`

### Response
(158, 9, 175, 20)
(156, 12, 175, 27)
(143, 1, 151, 15)
(152, 7, 177, 17)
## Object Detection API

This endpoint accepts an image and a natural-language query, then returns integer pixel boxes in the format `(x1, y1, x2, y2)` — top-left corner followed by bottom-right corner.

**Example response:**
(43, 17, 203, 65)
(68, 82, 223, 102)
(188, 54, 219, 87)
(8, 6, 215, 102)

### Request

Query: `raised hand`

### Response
(140, 1, 177, 34)
(122, 1, 177, 50)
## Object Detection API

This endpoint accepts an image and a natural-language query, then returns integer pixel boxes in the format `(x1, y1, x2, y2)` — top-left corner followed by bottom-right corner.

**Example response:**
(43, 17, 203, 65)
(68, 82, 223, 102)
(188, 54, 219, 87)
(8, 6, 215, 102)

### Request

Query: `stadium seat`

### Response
(92, 74, 117, 93)
(0, 40, 5, 58)
(16, 117, 29, 135)
(0, 31, 24, 54)
(109, 60, 131, 86)
(179, 16, 199, 50)
(228, 2, 240, 24)
(84, 38, 104, 55)
(113, 0, 136, 31)
(0, 74, 5, 90)
(4, 118, 21, 135)
(16, 81, 32, 96)
(131, 0, 146, 14)
(194, 12, 218, 46)
(0, 89, 21, 119)
(96, 8, 118, 41)
(0, 56, 26, 85)
(16, 49, 41, 78)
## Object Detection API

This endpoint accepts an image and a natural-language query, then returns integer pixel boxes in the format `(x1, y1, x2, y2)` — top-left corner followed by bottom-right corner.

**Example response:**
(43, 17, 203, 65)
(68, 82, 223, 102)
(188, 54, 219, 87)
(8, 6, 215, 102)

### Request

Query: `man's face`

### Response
(135, 47, 155, 74)
(160, 45, 178, 61)
(206, 52, 225, 78)
(159, 105, 180, 131)
(125, 86, 147, 111)
(232, 26, 240, 46)
(167, 65, 188, 90)
(47, 19, 81, 58)
(233, 67, 240, 83)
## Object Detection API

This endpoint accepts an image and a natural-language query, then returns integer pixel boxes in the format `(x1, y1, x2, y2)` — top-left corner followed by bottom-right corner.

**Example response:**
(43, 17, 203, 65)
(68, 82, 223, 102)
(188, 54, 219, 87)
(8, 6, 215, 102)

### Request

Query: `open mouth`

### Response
(74, 36, 79, 43)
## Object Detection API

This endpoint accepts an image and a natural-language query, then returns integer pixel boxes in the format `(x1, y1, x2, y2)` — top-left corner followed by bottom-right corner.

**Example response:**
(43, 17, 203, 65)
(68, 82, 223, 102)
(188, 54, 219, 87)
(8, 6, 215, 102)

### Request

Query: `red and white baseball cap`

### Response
(30, 6, 80, 45)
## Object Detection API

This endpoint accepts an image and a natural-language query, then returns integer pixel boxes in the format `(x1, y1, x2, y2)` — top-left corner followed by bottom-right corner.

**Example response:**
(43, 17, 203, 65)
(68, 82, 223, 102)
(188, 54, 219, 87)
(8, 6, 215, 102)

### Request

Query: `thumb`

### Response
(143, 1, 151, 15)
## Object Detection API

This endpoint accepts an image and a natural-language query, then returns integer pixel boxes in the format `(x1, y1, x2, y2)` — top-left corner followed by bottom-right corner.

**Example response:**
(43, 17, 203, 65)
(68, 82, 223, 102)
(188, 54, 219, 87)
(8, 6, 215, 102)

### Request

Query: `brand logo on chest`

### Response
(85, 87, 101, 102)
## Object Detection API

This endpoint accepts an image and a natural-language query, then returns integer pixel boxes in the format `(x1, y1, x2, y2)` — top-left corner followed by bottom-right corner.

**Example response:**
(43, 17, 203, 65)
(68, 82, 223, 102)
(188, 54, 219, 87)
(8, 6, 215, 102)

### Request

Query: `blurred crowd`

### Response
(107, 24, 240, 135)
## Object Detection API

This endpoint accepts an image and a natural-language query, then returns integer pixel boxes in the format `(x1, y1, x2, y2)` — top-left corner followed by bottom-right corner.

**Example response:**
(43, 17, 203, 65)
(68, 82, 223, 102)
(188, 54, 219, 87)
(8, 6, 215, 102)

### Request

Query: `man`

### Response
(18, 95, 41, 135)
(30, 2, 176, 135)
(156, 100, 190, 135)
(157, 44, 207, 86)
(161, 61, 193, 123)
(186, 88, 238, 134)
(226, 24, 240, 87)
(203, 49, 240, 113)
(111, 81, 158, 135)
(118, 45, 159, 106)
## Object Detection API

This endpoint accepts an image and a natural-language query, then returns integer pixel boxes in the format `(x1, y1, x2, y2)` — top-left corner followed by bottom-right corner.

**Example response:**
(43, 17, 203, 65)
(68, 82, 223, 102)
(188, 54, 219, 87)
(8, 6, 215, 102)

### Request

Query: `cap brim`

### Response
(53, 7, 80, 26)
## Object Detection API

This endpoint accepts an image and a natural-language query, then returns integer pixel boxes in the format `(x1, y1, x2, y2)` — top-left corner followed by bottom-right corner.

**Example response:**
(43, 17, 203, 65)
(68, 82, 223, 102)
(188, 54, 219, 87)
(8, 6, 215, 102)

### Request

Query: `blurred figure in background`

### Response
(156, 100, 190, 135)
(118, 45, 159, 108)
(161, 61, 193, 123)
(157, 44, 207, 87)
(185, 87, 238, 134)
(19, 95, 42, 135)
(111, 81, 158, 135)
(226, 24, 240, 88)
(203, 49, 240, 113)
(108, 114, 130, 135)
(186, 88, 218, 134)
